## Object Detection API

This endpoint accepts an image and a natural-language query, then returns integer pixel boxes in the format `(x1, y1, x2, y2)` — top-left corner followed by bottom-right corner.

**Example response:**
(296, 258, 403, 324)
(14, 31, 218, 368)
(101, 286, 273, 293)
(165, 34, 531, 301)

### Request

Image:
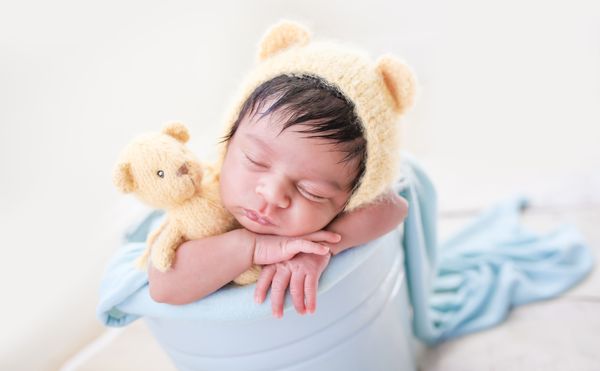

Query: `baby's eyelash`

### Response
(298, 186, 326, 201)
(244, 154, 266, 167)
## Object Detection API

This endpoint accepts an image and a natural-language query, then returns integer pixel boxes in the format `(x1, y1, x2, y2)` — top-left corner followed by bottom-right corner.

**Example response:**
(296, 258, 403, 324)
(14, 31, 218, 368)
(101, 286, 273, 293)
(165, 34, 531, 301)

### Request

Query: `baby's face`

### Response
(220, 112, 358, 237)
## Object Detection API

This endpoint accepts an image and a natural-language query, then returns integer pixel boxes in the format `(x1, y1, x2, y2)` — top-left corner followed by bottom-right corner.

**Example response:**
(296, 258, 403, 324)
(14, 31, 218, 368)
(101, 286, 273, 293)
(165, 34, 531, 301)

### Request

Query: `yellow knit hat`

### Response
(218, 20, 418, 211)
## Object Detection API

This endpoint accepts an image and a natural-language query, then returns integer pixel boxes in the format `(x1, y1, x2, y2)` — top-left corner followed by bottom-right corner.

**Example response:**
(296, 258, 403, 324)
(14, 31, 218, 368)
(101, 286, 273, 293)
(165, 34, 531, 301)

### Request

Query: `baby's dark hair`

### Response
(221, 74, 367, 194)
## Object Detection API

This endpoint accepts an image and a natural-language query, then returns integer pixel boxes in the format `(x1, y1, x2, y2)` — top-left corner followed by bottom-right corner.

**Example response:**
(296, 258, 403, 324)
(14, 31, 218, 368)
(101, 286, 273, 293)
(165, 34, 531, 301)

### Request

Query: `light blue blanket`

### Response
(97, 153, 594, 345)
(397, 154, 594, 344)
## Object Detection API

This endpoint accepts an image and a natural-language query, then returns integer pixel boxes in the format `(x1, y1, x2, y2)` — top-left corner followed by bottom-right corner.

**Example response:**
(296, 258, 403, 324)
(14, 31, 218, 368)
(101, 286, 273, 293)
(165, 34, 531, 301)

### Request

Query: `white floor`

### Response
(60, 204, 599, 371)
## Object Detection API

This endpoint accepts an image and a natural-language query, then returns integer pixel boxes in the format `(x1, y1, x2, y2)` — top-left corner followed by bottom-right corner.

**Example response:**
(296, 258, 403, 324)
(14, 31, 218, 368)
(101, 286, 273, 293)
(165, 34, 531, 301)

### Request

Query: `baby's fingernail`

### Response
(334, 234, 341, 242)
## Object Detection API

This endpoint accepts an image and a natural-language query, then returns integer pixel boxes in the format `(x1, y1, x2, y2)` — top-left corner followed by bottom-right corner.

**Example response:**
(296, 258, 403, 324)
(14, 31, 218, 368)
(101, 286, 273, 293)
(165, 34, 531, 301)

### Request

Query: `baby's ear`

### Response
(113, 162, 136, 193)
(162, 121, 190, 143)
(258, 20, 311, 61)
(376, 55, 418, 115)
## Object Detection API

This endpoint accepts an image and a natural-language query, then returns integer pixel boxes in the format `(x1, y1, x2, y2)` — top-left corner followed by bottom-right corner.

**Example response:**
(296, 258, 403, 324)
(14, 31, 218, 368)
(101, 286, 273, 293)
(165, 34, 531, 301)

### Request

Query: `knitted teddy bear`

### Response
(112, 121, 262, 285)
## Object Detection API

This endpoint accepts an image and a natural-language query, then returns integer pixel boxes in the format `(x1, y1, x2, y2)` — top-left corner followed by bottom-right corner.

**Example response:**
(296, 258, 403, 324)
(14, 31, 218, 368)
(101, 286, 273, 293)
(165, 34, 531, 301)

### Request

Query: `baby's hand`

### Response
(252, 230, 340, 265)
(254, 251, 332, 318)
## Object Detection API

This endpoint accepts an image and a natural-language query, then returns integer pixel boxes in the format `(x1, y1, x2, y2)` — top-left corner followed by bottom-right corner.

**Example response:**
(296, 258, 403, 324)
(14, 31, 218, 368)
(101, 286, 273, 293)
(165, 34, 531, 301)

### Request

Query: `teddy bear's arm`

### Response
(150, 224, 185, 273)
(147, 220, 168, 247)
(133, 220, 168, 271)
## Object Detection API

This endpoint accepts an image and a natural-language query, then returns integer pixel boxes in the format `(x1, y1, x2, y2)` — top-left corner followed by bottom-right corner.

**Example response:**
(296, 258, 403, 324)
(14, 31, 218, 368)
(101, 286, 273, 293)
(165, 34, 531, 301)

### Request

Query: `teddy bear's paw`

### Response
(151, 256, 170, 272)
(134, 254, 149, 271)
(151, 249, 174, 272)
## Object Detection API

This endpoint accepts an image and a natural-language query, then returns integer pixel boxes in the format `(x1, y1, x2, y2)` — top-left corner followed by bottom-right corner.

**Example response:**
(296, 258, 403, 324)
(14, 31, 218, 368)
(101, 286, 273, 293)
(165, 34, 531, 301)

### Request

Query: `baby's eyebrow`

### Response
(303, 177, 343, 193)
(245, 134, 274, 155)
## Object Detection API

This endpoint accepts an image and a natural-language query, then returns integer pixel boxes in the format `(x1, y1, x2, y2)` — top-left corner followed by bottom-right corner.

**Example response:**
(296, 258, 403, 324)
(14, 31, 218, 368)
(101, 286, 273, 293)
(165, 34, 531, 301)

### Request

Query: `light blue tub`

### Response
(143, 227, 415, 371)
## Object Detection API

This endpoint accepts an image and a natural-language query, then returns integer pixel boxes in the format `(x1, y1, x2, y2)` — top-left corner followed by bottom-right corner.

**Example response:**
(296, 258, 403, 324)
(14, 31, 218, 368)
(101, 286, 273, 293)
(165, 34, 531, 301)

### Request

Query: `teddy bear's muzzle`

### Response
(177, 163, 189, 176)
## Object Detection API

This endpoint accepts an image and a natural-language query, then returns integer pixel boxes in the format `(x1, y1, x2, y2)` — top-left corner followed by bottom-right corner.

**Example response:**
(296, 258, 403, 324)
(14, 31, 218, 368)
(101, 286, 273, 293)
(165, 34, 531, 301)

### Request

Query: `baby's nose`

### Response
(256, 181, 291, 209)
(177, 163, 189, 176)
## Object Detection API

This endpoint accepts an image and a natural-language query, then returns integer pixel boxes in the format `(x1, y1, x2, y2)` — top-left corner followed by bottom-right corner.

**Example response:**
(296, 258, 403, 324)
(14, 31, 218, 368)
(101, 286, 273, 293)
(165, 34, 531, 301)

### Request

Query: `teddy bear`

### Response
(112, 121, 262, 285)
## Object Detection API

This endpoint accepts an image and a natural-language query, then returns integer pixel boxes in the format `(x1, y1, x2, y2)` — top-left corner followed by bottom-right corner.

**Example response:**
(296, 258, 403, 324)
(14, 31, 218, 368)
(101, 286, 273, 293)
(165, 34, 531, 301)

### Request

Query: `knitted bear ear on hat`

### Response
(258, 20, 311, 61)
(162, 121, 190, 143)
(376, 55, 417, 115)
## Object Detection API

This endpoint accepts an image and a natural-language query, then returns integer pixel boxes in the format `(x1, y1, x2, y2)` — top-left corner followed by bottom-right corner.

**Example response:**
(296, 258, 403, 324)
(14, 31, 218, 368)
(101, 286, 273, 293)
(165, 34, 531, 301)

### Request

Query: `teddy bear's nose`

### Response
(177, 163, 189, 176)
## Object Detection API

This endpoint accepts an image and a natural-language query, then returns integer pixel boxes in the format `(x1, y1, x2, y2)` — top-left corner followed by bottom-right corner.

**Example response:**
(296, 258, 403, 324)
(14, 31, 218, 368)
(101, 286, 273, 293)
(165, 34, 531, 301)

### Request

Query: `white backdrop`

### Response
(1, 1, 598, 369)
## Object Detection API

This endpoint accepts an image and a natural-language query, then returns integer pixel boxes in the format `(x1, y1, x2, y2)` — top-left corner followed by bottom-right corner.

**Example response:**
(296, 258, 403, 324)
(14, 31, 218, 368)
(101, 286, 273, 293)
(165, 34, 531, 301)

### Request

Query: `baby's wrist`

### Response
(235, 229, 256, 267)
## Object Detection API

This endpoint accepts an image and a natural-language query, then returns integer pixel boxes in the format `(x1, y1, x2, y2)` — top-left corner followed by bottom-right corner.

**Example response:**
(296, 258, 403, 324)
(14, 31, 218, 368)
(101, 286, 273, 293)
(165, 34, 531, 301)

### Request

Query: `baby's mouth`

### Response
(243, 208, 275, 226)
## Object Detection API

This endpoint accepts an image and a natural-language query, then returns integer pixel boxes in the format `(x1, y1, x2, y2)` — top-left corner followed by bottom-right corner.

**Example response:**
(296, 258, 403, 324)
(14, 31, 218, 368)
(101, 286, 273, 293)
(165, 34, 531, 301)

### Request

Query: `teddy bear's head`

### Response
(113, 122, 203, 209)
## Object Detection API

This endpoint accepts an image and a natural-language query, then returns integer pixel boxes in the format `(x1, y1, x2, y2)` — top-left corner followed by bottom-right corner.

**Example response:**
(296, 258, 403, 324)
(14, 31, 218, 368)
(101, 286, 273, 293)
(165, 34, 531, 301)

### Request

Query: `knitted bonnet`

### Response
(218, 20, 418, 211)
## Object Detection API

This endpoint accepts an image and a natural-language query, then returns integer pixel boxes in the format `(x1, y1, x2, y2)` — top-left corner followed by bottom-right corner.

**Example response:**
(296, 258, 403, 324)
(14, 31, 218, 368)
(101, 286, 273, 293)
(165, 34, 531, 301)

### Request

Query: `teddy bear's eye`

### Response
(157, 170, 164, 178)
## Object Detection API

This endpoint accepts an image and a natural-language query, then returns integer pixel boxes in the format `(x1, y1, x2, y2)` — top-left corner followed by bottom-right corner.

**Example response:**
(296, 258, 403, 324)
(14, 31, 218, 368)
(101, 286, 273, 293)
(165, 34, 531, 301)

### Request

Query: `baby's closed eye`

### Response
(297, 185, 327, 201)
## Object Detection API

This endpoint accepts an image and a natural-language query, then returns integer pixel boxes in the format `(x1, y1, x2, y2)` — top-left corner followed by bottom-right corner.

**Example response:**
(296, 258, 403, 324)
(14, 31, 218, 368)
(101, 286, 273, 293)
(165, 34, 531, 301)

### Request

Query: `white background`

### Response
(1, 1, 598, 369)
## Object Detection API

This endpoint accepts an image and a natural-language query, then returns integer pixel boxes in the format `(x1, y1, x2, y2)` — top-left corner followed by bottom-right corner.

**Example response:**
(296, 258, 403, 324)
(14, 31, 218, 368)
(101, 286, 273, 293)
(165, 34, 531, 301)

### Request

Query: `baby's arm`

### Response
(147, 229, 337, 305)
(148, 229, 252, 305)
(324, 189, 408, 255)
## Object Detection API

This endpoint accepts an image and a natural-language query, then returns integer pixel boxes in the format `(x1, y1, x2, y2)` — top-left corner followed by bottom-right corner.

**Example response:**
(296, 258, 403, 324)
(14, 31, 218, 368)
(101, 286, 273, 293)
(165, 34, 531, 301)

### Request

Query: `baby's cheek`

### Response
(234, 174, 255, 200)
(219, 172, 238, 206)
(292, 205, 333, 234)
(220, 153, 244, 191)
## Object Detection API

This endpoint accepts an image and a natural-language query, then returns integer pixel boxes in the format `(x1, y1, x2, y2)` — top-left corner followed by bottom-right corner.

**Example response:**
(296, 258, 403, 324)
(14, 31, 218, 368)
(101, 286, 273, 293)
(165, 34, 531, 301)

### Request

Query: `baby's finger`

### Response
(270, 267, 291, 319)
(303, 230, 341, 243)
(254, 265, 276, 304)
(289, 272, 307, 315)
(287, 239, 329, 256)
(304, 274, 318, 314)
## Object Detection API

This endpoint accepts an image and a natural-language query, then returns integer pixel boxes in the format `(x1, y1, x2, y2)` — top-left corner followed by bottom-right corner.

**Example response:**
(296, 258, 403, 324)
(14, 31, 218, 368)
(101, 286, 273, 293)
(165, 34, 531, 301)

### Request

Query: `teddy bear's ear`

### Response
(376, 55, 418, 115)
(162, 121, 190, 143)
(113, 162, 136, 193)
(258, 20, 311, 61)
